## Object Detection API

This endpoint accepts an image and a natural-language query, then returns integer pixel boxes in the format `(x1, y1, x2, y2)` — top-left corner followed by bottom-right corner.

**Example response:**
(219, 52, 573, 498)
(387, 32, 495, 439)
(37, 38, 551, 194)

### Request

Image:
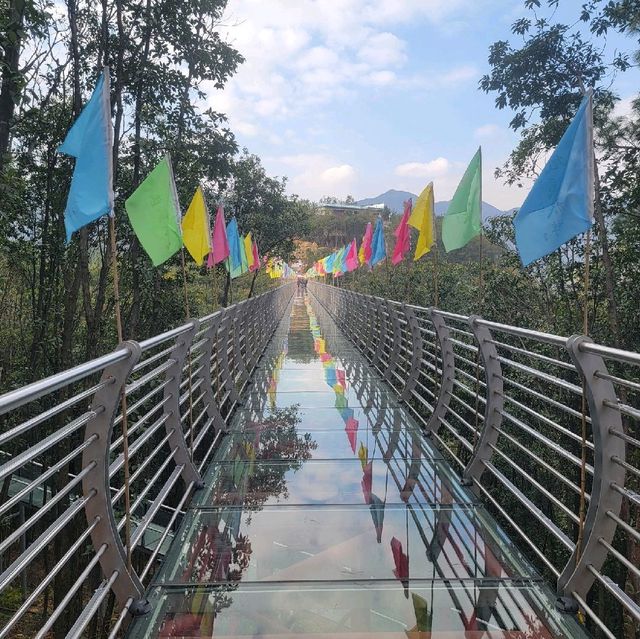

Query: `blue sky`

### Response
(207, 0, 638, 210)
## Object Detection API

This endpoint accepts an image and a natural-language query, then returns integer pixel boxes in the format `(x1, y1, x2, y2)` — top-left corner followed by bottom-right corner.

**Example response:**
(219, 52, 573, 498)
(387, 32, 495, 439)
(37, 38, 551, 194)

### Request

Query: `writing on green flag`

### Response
(442, 147, 482, 252)
(125, 155, 182, 266)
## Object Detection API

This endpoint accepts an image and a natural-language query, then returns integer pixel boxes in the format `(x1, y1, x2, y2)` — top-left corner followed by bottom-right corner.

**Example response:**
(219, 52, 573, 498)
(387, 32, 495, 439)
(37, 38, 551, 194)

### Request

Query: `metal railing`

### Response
(0, 284, 293, 638)
(310, 281, 640, 639)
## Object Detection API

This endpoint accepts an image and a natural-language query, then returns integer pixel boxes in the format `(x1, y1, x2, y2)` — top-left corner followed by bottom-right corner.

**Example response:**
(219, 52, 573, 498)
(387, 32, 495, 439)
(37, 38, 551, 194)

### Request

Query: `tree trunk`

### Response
(0, 0, 26, 170)
(247, 270, 259, 298)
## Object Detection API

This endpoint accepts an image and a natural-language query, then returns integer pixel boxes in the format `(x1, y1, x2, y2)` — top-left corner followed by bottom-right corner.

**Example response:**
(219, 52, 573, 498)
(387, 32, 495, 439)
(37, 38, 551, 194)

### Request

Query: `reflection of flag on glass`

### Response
(391, 536, 410, 598)
(325, 366, 337, 388)
(358, 442, 368, 470)
(409, 593, 433, 633)
(345, 417, 358, 453)
(369, 493, 385, 543)
(339, 407, 354, 424)
(334, 390, 348, 410)
(336, 369, 346, 387)
(361, 462, 373, 504)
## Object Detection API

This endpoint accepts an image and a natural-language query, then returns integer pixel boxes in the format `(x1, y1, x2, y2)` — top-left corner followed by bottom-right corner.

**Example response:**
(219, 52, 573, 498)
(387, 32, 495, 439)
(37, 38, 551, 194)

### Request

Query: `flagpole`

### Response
(180, 247, 195, 460)
(576, 90, 594, 563)
(108, 214, 133, 573)
(103, 63, 133, 574)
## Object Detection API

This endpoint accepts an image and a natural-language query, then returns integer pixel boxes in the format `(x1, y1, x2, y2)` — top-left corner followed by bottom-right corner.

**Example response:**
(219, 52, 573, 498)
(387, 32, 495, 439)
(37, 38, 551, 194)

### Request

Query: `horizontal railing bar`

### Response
(138, 324, 192, 352)
(0, 348, 130, 416)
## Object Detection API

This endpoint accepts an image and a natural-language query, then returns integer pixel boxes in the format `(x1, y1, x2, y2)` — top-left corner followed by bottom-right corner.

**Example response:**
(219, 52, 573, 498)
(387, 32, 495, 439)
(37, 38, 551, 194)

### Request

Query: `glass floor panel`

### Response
(127, 293, 589, 638)
(155, 504, 539, 585)
(129, 581, 585, 638)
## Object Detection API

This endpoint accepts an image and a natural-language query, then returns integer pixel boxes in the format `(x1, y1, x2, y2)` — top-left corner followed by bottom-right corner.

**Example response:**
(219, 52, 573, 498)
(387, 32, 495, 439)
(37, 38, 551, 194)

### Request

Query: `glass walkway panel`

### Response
(128, 293, 587, 638)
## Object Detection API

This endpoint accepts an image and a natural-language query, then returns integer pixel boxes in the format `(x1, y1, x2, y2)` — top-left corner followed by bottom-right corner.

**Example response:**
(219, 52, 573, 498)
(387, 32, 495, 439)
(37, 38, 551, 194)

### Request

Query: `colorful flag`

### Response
(344, 239, 358, 271)
(251, 239, 260, 271)
(360, 222, 373, 266)
(369, 493, 385, 543)
(182, 186, 210, 266)
(390, 536, 409, 581)
(333, 247, 345, 275)
(442, 147, 482, 252)
(208, 205, 229, 268)
(514, 93, 594, 266)
(392, 199, 412, 265)
(226, 218, 243, 278)
(58, 68, 113, 242)
(345, 416, 358, 453)
(244, 233, 255, 271)
(370, 217, 386, 266)
(125, 155, 182, 266)
(324, 252, 336, 274)
(410, 593, 433, 632)
(361, 462, 373, 504)
(358, 442, 368, 470)
(239, 236, 249, 273)
(409, 182, 435, 260)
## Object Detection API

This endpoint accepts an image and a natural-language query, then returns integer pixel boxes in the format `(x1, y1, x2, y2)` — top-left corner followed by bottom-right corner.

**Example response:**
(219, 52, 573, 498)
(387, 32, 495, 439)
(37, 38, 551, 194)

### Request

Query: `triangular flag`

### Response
(58, 68, 113, 242)
(358, 442, 368, 470)
(369, 493, 385, 543)
(442, 148, 482, 252)
(392, 199, 412, 265)
(514, 93, 594, 266)
(182, 186, 210, 266)
(207, 204, 229, 268)
(370, 217, 386, 266)
(409, 182, 435, 260)
(125, 155, 182, 266)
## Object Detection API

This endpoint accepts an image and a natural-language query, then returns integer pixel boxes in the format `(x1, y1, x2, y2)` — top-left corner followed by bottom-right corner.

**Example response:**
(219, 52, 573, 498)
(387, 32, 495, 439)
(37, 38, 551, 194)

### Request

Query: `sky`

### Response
(205, 0, 639, 210)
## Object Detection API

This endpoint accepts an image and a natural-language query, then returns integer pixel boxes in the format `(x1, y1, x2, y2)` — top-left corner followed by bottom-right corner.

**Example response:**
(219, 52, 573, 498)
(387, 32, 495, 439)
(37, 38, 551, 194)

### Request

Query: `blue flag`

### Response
(226, 217, 243, 278)
(370, 217, 386, 266)
(324, 252, 335, 274)
(514, 93, 594, 266)
(59, 68, 114, 242)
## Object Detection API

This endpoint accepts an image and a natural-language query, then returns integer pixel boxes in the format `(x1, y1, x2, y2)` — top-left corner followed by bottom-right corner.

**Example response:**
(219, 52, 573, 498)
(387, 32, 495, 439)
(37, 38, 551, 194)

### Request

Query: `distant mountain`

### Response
(357, 189, 510, 220)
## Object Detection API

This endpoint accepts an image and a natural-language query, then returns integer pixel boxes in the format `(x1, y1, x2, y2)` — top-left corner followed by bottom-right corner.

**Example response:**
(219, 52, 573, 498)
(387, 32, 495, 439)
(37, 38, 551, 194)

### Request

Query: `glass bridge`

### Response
(127, 292, 586, 638)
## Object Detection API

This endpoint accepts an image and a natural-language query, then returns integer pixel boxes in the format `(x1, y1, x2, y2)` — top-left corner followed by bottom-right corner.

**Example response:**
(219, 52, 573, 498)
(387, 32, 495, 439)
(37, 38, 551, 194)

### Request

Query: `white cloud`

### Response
(274, 154, 357, 199)
(436, 65, 478, 87)
(613, 96, 635, 120)
(395, 158, 451, 178)
(474, 123, 502, 139)
(357, 32, 407, 68)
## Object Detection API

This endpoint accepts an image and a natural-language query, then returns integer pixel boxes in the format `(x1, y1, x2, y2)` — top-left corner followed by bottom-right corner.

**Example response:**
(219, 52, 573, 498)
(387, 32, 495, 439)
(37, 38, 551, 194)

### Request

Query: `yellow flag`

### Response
(244, 232, 255, 270)
(358, 243, 365, 266)
(182, 186, 210, 266)
(358, 442, 368, 470)
(409, 182, 435, 261)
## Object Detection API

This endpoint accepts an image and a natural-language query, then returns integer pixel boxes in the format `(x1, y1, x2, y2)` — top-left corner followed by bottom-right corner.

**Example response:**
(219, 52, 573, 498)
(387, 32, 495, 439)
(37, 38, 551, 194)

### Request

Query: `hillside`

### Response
(357, 189, 512, 220)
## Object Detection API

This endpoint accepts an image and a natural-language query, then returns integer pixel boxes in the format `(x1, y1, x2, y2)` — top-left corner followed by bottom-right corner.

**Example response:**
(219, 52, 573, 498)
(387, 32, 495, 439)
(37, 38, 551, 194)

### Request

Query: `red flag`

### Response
(345, 416, 358, 453)
(345, 238, 359, 271)
(392, 199, 412, 265)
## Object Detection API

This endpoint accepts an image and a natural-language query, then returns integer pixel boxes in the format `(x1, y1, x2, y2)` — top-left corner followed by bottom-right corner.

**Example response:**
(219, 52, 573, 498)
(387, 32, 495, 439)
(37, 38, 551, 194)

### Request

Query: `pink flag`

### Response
(336, 369, 346, 387)
(345, 238, 359, 271)
(361, 222, 373, 266)
(392, 199, 412, 265)
(250, 239, 260, 271)
(391, 536, 409, 580)
(207, 205, 230, 268)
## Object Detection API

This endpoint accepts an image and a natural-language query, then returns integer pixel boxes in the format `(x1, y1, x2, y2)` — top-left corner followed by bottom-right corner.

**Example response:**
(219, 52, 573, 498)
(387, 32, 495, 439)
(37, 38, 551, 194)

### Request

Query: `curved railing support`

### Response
(425, 309, 455, 435)
(163, 320, 204, 488)
(81, 340, 150, 616)
(400, 305, 423, 402)
(558, 335, 626, 602)
(463, 316, 504, 487)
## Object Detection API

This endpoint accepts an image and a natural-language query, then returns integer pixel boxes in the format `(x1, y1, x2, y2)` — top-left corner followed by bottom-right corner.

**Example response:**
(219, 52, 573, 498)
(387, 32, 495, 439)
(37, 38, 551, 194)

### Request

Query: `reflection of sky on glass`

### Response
(128, 294, 588, 639)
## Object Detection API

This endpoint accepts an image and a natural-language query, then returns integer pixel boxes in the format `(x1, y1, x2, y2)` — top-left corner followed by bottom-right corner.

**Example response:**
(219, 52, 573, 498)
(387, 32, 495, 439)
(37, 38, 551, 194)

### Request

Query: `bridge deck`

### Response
(128, 292, 587, 638)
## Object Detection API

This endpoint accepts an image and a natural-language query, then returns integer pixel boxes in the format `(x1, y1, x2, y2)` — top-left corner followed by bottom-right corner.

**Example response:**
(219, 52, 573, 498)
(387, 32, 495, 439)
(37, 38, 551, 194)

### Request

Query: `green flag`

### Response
(125, 155, 182, 266)
(240, 235, 249, 273)
(442, 147, 482, 252)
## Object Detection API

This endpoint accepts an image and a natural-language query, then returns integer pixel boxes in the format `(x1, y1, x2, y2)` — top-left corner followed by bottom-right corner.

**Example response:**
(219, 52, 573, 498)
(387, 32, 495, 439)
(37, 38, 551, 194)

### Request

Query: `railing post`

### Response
(400, 305, 423, 402)
(557, 335, 626, 603)
(192, 314, 227, 437)
(81, 341, 150, 616)
(219, 311, 241, 404)
(372, 298, 388, 372)
(425, 310, 455, 435)
(462, 316, 504, 487)
(163, 320, 204, 487)
(384, 301, 402, 384)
